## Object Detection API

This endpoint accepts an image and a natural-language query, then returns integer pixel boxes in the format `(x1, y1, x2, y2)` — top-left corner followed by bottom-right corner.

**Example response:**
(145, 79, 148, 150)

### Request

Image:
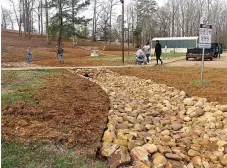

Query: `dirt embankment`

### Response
(2, 72, 110, 156)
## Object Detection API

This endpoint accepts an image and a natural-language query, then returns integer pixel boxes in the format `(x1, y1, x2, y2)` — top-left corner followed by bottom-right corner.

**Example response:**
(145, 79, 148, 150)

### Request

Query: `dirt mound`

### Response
(1, 72, 110, 156)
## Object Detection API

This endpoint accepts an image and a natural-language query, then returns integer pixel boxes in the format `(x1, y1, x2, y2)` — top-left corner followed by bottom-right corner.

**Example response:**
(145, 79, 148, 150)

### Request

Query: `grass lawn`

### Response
(88, 53, 184, 65)
(2, 140, 105, 168)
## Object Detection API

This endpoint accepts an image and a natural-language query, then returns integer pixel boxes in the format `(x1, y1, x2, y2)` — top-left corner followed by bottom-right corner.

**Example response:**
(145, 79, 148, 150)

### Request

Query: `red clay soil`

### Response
(2, 30, 134, 67)
(112, 67, 227, 104)
(1, 72, 109, 156)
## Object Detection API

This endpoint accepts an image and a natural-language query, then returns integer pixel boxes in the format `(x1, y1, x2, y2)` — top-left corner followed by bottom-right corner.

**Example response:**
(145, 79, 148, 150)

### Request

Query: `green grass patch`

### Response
(88, 53, 184, 64)
(161, 53, 185, 57)
(1, 70, 59, 106)
(88, 55, 135, 62)
(2, 140, 105, 168)
(192, 80, 212, 86)
(1, 92, 33, 105)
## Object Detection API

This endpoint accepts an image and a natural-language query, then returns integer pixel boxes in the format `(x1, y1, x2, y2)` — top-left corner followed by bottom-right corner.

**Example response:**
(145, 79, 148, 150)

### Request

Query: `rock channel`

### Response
(76, 69, 227, 168)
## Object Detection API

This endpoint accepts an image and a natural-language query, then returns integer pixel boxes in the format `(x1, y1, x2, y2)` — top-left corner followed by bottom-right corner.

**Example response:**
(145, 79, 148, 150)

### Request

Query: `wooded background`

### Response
(1, 0, 227, 48)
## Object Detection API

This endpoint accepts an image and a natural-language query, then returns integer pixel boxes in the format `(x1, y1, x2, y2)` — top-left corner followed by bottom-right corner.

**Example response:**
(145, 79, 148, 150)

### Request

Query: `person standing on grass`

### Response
(143, 42, 151, 64)
(155, 40, 163, 65)
(57, 46, 64, 63)
(26, 47, 32, 64)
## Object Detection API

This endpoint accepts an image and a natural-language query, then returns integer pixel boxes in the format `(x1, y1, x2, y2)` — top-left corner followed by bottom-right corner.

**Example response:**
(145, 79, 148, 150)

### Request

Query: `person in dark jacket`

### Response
(155, 40, 163, 65)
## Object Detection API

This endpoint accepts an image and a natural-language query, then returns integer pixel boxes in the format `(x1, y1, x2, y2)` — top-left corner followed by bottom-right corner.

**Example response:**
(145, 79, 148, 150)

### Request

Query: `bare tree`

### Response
(92, 0, 101, 41)
(1, 6, 15, 30)
(108, 0, 119, 44)
(9, 0, 23, 36)
(97, 3, 110, 43)
(1, 6, 7, 29)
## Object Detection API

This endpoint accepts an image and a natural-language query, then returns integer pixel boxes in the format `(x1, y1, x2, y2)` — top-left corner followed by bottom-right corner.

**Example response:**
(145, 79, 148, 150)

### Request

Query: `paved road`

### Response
(166, 52, 227, 68)
(1, 56, 185, 71)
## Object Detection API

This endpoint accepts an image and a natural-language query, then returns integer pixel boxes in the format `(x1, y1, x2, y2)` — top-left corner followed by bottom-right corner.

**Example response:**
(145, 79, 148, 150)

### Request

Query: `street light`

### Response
(120, 0, 124, 64)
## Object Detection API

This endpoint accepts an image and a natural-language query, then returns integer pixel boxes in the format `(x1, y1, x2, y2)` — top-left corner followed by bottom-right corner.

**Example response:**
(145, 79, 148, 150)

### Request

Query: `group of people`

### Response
(136, 40, 163, 65)
(26, 42, 163, 65)
(26, 46, 64, 64)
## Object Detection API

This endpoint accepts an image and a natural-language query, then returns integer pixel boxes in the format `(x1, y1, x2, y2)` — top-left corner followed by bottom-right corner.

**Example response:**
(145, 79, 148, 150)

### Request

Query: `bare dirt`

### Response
(112, 67, 227, 104)
(1, 30, 135, 67)
(1, 71, 110, 156)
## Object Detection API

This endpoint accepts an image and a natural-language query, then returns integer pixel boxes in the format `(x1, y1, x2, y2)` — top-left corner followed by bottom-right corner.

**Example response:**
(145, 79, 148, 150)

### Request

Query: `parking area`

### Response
(166, 52, 227, 68)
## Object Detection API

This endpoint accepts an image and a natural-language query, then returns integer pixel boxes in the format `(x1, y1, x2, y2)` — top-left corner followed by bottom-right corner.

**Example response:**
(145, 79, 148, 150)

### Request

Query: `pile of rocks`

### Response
(93, 69, 227, 168)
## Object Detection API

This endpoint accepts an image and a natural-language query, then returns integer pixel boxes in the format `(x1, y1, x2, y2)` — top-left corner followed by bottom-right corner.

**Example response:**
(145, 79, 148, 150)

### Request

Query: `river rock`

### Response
(195, 101, 204, 108)
(116, 123, 128, 129)
(113, 139, 128, 147)
(117, 133, 128, 140)
(130, 147, 150, 166)
(157, 145, 172, 154)
(219, 105, 227, 112)
(166, 160, 186, 168)
(125, 107, 133, 112)
(187, 163, 194, 168)
(171, 123, 182, 131)
(191, 156, 202, 166)
(131, 161, 150, 168)
(217, 140, 227, 147)
(188, 149, 199, 157)
(102, 130, 115, 142)
(161, 130, 170, 136)
(220, 154, 227, 166)
(183, 98, 194, 106)
(152, 155, 167, 168)
(165, 153, 182, 161)
(142, 144, 158, 154)
(108, 146, 131, 168)
(101, 142, 120, 157)
(203, 161, 210, 168)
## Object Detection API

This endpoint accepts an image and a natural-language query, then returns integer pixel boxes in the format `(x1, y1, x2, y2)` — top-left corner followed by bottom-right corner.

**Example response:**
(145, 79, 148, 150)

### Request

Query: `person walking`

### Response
(155, 40, 163, 65)
(57, 46, 64, 63)
(143, 42, 151, 64)
(26, 47, 32, 64)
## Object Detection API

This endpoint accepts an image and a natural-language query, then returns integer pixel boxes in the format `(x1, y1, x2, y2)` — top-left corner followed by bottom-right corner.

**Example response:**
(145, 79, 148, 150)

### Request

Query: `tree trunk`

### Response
(23, 0, 26, 38)
(58, 0, 63, 46)
(38, 4, 41, 34)
(72, 0, 75, 46)
(128, 23, 130, 56)
(41, 0, 43, 36)
(45, 0, 50, 44)
(24, 0, 30, 38)
(31, 10, 33, 33)
(109, 4, 112, 44)
(92, 0, 97, 41)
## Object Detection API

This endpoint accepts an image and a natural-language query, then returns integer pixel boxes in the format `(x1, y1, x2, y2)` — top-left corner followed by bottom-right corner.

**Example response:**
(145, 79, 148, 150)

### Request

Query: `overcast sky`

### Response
(1, 0, 166, 29)
(1, 0, 166, 11)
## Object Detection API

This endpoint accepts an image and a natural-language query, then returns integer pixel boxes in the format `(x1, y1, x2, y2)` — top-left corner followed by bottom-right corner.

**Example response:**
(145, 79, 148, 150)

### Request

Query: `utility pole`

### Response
(120, 0, 124, 63)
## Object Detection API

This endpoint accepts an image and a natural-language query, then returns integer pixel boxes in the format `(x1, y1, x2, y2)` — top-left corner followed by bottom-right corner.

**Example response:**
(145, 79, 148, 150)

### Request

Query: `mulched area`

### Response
(1, 72, 109, 156)
(112, 67, 227, 104)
